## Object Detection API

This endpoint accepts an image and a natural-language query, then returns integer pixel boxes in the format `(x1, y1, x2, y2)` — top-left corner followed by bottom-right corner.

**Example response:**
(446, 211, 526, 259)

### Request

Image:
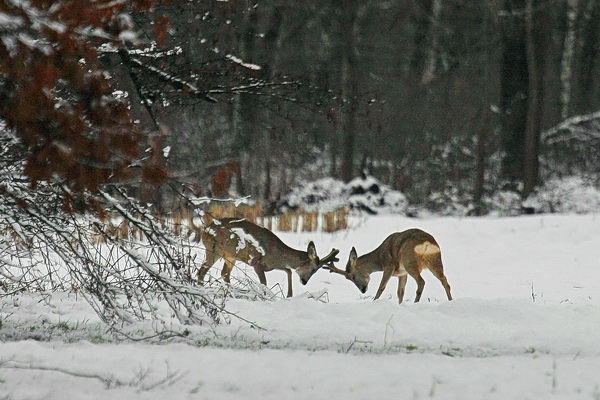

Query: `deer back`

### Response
(202, 218, 317, 274)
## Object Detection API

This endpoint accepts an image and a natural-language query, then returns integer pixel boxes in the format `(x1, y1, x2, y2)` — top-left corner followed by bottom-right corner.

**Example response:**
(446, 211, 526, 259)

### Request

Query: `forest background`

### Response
(4, 0, 600, 217)
(117, 0, 600, 216)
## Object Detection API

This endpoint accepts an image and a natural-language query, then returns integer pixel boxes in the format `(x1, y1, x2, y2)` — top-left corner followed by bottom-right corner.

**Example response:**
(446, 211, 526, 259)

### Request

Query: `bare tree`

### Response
(523, 0, 547, 196)
(338, 0, 360, 183)
(560, 0, 579, 120)
(499, 0, 529, 186)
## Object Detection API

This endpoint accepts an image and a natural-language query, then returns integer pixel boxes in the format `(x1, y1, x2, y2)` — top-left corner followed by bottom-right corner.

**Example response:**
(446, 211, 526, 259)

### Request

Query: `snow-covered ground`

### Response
(2, 214, 600, 399)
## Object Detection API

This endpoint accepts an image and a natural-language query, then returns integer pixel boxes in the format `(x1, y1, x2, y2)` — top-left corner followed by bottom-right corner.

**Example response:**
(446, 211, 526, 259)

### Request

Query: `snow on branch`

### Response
(118, 48, 218, 103)
(542, 110, 600, 144)
(225, 54, 262, 71)
(0, 171, 261, 334)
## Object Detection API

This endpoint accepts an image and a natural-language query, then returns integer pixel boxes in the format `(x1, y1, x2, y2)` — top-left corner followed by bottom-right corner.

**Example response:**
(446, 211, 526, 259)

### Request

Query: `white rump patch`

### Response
(414, 241, 440, 256)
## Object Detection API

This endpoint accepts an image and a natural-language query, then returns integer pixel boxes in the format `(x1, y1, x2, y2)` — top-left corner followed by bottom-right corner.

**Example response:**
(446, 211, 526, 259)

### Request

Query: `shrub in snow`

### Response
(345, 174, 408, 214)
(426, 187, 472, 216)
(283, 177, 346, 212)
(283, 174, 408, 215)
(1, 130, 263, 332)
(483, 190, 523, 216)
(523, 176, 600, 214)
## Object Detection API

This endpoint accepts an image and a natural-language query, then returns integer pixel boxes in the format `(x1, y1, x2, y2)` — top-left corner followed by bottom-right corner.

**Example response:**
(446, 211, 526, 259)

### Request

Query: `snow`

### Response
(2, 213, 600, 399)
(225, 54, 262, 71)
(230, 227, 266, 255)
(0, 12, 24, 30)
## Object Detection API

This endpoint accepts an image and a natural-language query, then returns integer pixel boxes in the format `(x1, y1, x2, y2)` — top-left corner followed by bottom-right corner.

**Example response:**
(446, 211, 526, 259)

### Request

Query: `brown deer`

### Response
(325, 228, 452, 303)
(198, 218, 339, 297)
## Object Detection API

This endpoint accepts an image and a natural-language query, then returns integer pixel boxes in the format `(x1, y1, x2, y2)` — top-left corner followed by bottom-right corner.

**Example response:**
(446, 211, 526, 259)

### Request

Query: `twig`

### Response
(528, 281, 537, 302)
(342, 337, 372, 353)
(0, 360, 122, 388)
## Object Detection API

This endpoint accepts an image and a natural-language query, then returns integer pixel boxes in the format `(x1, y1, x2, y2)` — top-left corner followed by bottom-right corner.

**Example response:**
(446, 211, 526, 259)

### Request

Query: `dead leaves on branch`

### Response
(0, 0, 170, 208)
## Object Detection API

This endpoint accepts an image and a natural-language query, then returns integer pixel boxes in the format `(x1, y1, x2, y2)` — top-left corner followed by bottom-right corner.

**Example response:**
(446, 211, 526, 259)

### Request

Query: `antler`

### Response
(323, 263, 348, 277)
(319, 248, 348, 277)
(319, 248, 340, 267)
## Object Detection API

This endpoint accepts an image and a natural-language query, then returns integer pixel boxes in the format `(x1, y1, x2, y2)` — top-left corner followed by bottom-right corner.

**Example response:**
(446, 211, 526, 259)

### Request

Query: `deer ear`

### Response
(347, 247, 358, 271)
(307, 241, 318, 261)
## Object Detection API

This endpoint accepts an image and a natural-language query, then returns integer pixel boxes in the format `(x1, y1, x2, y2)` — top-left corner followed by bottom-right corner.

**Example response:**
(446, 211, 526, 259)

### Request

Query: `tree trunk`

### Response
(421, 0, 442, 84)
(523, 0, 545, 197)
(339, 0, 359, 183)
(560, 0, 579, 119)
(577, 0, 600, 114)
(261, 6, 284, 201)
(409, 0, 434, 79)
(230, 4, 258, 196)
(473, 107, 490, 213)
(500, 0, 529, 185)
(472, 4, 494, 214)
(263, 158, 272, 201)
(340, 59, 358, 182)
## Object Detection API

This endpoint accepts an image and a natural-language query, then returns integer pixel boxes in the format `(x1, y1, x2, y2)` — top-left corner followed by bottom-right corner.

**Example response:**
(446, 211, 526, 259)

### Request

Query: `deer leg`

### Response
(440, 275, 452, 301)
(429, 266, 453, 301)
(221, 257, 235, 283)
(397, 275, 408, 304)
(197, 265, 210, 283)
(197, 251, 219, 283)
(413, 274, 425, 303)
(374, 269, 394, 300)
(285, 269, 293, 298)
(253, 265, 267, 287)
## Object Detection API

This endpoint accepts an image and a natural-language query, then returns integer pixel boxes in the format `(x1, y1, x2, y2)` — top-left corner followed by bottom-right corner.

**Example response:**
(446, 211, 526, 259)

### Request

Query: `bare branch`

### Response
(118, 48, 218, 104)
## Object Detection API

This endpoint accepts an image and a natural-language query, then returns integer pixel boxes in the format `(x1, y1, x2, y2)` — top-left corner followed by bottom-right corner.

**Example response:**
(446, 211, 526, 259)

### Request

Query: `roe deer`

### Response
(326, 228, 452, 303)
(198, 218, 339, 297)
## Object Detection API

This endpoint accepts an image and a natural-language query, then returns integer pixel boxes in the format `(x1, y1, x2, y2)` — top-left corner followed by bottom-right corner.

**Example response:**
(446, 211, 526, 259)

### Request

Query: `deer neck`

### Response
(265, 242, 306, 270)
(357, 251, 383, 274)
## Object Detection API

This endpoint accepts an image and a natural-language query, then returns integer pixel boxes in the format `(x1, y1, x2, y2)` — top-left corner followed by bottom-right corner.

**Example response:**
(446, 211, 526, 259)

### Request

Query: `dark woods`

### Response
(3, 0, 600, 215)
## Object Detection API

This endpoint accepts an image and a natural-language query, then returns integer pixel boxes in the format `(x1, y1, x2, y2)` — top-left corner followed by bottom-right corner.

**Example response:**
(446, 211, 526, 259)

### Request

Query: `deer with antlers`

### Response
(198, 218, 339, 297)
(326, 228, 452, 303)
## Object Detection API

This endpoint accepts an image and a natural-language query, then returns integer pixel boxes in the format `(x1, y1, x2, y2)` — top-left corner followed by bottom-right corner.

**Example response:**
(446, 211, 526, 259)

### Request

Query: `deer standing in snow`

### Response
(325, 228, 452, 303)
(198, 218, 339, 297)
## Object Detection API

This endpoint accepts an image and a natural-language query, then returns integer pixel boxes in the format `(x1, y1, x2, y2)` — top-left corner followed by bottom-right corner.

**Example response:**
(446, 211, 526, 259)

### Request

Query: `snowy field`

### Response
(2, 213, 600, 399)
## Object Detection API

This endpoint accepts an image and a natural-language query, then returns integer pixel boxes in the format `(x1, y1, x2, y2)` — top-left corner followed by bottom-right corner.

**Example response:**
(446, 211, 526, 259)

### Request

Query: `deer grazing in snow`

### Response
(198, 218, 339, 297)
(325, 228, 452, 303)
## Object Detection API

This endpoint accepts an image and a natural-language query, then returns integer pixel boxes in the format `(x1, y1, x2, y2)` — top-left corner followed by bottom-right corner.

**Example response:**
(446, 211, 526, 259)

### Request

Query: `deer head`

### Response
(324, 247, 370, 293)
(297, 246, 340, 285)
